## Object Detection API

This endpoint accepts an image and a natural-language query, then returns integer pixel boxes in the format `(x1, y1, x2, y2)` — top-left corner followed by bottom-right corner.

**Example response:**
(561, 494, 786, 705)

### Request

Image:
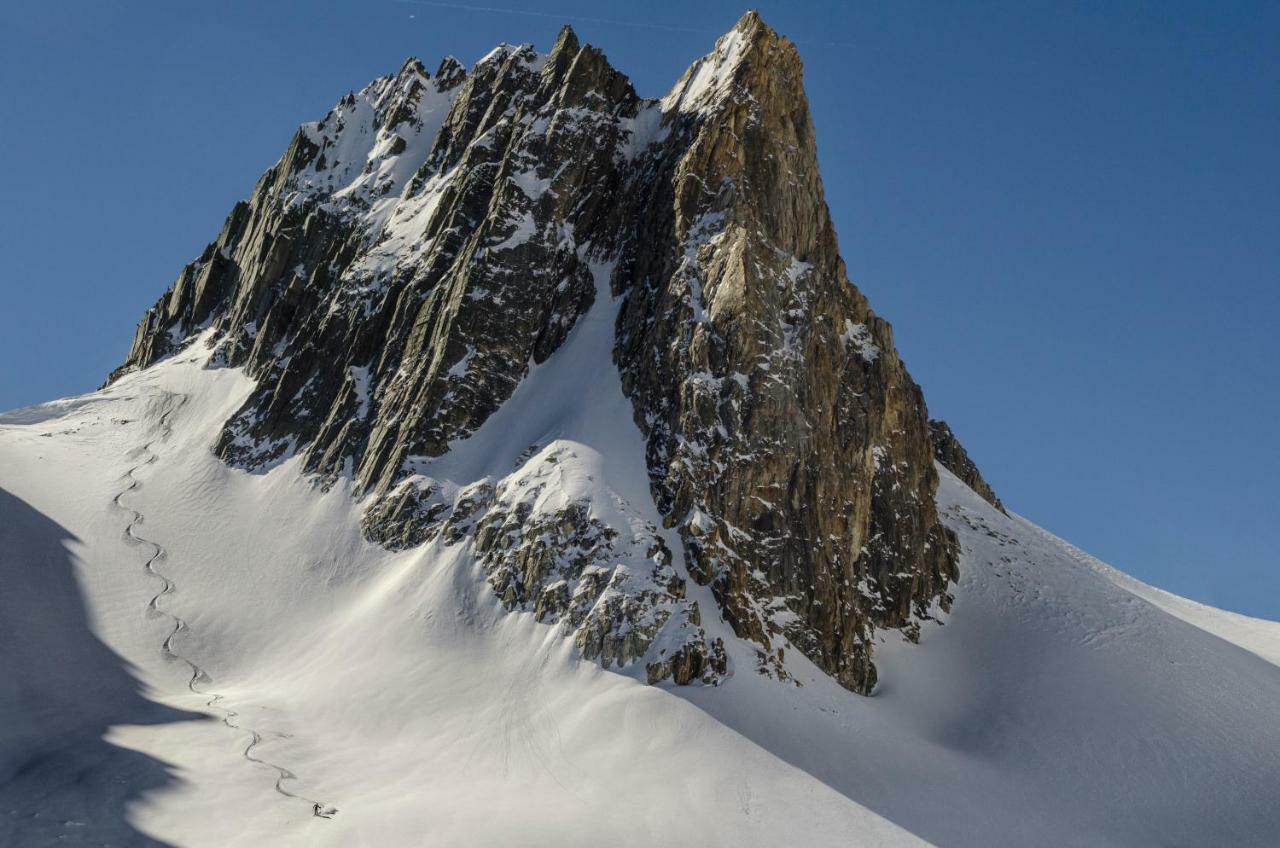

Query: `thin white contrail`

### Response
(392, 0, 724, 35)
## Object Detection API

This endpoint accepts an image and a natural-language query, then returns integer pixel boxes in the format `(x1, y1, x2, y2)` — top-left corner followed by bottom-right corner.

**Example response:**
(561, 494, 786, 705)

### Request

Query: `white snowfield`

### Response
(2, 331, 1279, 847)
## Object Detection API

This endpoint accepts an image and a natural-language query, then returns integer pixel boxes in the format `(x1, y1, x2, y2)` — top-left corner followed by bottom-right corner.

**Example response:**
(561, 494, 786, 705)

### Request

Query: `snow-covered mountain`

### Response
(3, 12, 1278, 847)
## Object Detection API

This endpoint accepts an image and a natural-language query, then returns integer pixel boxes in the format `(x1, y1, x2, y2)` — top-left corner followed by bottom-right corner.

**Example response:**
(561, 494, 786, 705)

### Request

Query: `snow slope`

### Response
(3, 320, 1278, 846)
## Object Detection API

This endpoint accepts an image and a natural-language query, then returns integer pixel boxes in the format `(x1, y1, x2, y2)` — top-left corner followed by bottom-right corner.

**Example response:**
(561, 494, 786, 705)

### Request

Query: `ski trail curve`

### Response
(113, 390, 337, 820)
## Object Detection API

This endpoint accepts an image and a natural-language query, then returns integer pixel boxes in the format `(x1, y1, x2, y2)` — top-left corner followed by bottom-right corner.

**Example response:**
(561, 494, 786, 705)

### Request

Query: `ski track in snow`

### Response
(111, 390, 337, 821)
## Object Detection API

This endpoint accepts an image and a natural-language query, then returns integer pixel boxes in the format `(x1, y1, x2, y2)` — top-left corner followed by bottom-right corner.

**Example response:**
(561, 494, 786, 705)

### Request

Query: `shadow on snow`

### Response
(0, 487, 202, 848)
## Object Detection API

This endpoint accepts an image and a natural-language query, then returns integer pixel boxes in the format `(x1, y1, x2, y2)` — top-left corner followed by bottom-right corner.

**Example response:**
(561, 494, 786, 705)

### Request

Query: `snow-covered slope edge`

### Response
(4, 343, 1280, 846)
(1, 335, 920, 846)
(1009, 511, 1280, 669)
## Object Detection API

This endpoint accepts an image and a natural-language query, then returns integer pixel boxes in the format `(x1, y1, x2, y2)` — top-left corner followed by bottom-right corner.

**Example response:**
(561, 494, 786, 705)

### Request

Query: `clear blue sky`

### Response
(2, 1, 1276, 619)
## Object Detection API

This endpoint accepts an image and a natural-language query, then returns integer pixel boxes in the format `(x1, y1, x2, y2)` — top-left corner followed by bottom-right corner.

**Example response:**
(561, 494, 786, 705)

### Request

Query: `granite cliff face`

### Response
(112, 13, 967, 694)
(609, 17, 958, 692)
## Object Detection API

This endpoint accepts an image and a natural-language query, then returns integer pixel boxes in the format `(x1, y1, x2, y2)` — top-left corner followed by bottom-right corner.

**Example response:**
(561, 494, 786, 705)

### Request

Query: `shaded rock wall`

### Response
(612, 14, 955, 692)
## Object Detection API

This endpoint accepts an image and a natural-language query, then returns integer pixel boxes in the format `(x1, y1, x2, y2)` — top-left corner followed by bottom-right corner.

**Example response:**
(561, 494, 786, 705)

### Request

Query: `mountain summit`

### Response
(110, 11, 965, 694)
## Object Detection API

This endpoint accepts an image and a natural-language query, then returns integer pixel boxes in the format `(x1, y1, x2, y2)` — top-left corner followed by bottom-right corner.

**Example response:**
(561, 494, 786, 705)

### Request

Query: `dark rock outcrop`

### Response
(110, 13, 958, 694)
(930, 419, 1006, 514)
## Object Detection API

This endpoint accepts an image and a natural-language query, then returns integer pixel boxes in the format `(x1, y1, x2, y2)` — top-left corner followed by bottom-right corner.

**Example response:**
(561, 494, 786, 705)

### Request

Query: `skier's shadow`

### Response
(0, 487, 203, 847)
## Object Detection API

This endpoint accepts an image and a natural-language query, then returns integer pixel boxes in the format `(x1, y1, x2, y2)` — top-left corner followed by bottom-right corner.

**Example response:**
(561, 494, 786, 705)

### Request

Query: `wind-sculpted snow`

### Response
(110, 13, 956, 692)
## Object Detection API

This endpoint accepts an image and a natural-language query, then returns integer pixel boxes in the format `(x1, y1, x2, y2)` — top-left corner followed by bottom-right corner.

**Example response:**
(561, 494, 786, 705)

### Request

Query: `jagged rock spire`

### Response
(611, 12, 956, 692)
(551, 23, 579, 57)
(434, 56, 465, 88)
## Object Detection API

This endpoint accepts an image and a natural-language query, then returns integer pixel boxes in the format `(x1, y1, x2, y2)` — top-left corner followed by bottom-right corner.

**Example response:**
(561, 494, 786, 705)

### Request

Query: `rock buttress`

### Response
(612, 13, 958, 693)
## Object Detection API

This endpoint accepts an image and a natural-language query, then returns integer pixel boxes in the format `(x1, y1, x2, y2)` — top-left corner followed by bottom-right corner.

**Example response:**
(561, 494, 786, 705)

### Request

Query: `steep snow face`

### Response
(3, 347, 1280, 846)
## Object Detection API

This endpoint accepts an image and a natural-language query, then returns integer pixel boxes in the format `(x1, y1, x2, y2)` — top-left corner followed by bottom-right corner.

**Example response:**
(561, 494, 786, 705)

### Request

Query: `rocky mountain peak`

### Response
(109, 15, 968, 695)
(396, 56, 427, 79)
(609, 14, 957, 693)
(433, 55, 465, 88)
(661, 10, 791, 113)
(550, 23, 580, 59)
